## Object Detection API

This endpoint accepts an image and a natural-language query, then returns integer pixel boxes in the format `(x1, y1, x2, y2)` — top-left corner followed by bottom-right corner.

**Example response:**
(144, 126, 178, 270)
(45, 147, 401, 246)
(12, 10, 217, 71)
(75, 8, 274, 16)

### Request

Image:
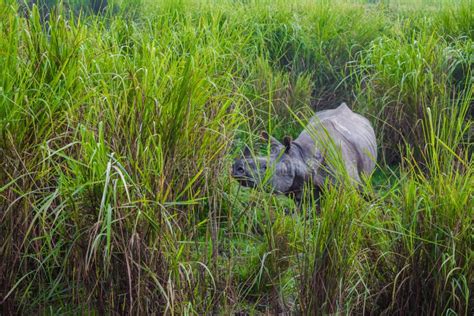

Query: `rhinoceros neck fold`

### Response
(286, 142, 310, 193)
(290, 141, 305, 159)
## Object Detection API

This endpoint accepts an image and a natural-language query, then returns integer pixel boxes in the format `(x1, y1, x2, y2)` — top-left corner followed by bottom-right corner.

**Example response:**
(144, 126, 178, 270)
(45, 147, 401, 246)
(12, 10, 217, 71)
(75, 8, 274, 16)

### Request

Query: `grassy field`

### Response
(1, 0, 472, 314)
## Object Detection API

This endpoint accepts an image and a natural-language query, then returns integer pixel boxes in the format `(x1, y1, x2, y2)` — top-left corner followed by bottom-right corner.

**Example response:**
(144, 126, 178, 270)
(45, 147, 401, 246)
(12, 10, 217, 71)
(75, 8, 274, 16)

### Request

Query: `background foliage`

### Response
(1, 0, 472, 314)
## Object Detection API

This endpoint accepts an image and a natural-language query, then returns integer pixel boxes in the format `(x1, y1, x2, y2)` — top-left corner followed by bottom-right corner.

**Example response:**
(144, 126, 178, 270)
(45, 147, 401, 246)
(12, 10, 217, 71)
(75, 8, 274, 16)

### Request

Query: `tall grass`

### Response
(1, 0, 472, 314)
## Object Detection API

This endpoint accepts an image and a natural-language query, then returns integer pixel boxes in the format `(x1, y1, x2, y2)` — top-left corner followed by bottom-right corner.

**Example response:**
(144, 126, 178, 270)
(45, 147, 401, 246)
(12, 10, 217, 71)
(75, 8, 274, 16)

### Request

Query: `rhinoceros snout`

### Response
(231, 159, 246, 178)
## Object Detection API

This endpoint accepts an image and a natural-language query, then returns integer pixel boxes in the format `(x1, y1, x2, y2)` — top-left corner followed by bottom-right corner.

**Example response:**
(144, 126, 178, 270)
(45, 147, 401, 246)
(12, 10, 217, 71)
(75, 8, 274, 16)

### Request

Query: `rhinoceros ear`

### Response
(260, 131, 282, 147)
(283, 136, 292, 153)
(243, 145, 251, 157)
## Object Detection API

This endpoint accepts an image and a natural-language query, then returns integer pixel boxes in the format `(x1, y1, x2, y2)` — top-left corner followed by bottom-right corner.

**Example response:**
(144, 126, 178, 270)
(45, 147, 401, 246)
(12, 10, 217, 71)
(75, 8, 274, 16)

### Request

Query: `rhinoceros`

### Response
(231, 103, 377, 200)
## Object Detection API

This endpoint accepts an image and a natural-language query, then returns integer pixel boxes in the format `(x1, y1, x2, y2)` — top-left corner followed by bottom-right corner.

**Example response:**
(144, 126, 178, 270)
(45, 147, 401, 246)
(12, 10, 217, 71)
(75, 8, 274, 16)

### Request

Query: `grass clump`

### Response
(1, 0, 472, 314)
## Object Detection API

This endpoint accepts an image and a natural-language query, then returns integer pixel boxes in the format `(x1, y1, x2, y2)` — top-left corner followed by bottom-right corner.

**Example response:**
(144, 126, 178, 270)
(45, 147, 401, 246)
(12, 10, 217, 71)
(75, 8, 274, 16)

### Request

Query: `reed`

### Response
(1, 0, 472, 314)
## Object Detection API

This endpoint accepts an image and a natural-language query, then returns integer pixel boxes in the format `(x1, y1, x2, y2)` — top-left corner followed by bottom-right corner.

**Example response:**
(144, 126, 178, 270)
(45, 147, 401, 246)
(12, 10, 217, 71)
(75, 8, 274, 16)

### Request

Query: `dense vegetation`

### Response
(1, 0, 472, 314)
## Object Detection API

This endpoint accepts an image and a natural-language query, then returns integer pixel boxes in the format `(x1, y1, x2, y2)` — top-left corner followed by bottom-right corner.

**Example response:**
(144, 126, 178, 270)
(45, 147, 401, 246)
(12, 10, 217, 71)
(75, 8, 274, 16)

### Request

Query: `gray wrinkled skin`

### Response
(231, 103, 377, 200)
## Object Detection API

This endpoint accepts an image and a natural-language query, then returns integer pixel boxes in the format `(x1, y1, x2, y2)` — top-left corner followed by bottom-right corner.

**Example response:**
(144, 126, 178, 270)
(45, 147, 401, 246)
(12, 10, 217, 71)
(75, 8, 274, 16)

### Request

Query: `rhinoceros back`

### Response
(305, 103, 377, 178)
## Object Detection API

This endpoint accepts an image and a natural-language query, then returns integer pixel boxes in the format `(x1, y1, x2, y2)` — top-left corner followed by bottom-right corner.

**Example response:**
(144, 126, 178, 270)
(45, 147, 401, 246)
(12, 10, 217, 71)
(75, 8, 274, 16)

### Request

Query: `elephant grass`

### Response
(1, 0, 472, 314)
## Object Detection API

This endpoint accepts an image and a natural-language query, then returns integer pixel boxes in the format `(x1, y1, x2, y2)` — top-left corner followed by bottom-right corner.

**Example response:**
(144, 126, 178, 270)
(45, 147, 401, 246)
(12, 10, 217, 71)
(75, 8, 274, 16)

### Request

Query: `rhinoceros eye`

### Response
(315, 152, 322, 160)
(270, 146, 281, 156)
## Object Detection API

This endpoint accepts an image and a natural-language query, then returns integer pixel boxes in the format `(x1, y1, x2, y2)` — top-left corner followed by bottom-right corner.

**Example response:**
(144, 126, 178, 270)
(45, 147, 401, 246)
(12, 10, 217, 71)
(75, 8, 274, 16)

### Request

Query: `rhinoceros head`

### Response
(232, 132, 307, 194)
